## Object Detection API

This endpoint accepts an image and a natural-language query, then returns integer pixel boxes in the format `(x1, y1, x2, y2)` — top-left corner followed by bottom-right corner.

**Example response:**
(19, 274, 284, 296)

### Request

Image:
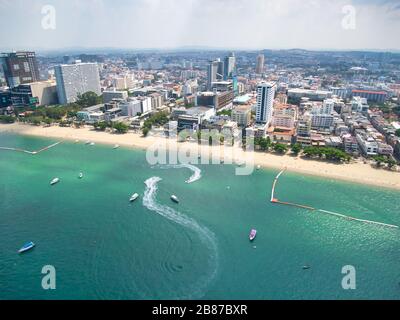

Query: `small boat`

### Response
(18, 242, 35, 254)
(249, 229, 257, 241)
(171, 195, 179, 203)
(113, 144, 120, 149)
(50, 178, 60, 185)
(129, 193, 139, 202)
(302, 265, 311, 270)
(78, 172, 83, 179)
(90, 142, 95, 146)
(85, 140, 91, 145)
(256, 165, 261, 170)
(74, 139, 80, 143)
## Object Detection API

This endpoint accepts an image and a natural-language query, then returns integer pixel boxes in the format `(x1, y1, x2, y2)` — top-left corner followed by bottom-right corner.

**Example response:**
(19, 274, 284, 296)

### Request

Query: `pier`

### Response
(270, 169, 399, 230)
(0, 141, 62, 156)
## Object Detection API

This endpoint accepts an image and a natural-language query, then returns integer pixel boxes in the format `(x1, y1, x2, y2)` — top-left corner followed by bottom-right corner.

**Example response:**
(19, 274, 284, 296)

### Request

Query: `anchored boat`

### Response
(171, 195, 179, 203)
(18, 242, 35, 254)
(130, 193, 139, 202)
(50, 178, 60, 186)
(249, 229, 257, 241)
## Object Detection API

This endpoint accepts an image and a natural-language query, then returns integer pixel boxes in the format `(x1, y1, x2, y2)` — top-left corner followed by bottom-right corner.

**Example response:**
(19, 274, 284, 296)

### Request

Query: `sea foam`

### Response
(157, 163, 202, 184)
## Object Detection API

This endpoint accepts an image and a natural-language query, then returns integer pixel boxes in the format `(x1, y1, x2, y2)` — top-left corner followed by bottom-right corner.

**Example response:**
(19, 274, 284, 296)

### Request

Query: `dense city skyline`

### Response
(1, 0, 400, 51)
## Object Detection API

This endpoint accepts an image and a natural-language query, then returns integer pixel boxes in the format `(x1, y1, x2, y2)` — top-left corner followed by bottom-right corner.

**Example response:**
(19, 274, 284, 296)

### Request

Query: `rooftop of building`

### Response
(83, 104, 104, 112)
(233, 94, 251, 104)
(233, 104, 252, 112)
(352, 89, 387, 95)
(186, 106, 214, 116)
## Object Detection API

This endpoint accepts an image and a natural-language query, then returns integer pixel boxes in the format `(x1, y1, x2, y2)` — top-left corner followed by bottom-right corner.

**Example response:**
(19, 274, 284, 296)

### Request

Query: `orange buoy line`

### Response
(0, 141, 62, 155)
(270, 169, 399, 230)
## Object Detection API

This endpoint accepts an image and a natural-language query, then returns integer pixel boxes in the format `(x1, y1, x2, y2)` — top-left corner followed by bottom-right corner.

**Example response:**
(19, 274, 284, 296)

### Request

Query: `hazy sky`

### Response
(0, 0, 399, 51)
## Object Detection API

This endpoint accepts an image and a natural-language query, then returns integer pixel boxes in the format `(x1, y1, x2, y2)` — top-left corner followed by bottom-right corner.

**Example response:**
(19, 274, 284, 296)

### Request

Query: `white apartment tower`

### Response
(55, 62, 101, 104)
(256, 82, 276, 125)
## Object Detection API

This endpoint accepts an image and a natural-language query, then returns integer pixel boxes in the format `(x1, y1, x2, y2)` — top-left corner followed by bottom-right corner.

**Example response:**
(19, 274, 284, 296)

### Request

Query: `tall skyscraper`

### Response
(207, 60, 219, 90)
(55, 62, 101, 105)
(223, 52, 236, 80)
(0, 51, 40, 88)
(256, 82, 276, 125)
(256, 54, 265, 74)
(216, 59, 224, 81)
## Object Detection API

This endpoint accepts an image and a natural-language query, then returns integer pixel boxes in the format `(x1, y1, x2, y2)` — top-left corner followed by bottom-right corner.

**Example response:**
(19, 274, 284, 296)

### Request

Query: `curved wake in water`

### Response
(143, 177, 218, 299)
(157, 164, 202, 184)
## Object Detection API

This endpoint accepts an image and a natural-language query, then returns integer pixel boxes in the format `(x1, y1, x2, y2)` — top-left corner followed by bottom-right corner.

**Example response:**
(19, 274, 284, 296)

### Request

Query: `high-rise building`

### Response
(224, 52, 235, 80)
(256, 82, 276, 125)
(256, 54, 265, 74)
(216, 59, 224, 81)
(0, 51, 40, 88)
(54, 62, 101, 105)
(207, 60, 219, 90)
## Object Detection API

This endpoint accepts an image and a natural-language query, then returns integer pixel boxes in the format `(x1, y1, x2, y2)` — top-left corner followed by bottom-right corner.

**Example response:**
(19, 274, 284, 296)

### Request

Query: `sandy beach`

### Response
(1, 122, 400, 191)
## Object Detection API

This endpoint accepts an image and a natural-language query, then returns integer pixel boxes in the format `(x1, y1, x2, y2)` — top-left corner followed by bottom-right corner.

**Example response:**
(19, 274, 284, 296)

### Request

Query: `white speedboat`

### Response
(85, 141, 91, 145)
(129, 193, 139, 202)
(113, 144, 120, 149)
(78, 172, 83, 179)
(18, 241, 35, 254)
(249, 229, 257, 241)
(90, 142, 95, 146)
(171, 195, 179, 203)
(50, 178, 60, 186)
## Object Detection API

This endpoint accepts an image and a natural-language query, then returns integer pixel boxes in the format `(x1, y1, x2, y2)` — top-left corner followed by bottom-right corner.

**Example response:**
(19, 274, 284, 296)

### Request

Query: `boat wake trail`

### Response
(143, 177, 218, 299)
(157, 164, 202, 184)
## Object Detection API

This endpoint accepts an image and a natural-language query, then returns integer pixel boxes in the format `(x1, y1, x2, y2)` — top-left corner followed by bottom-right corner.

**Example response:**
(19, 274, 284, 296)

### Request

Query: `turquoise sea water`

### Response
(0, 133, 400, 300)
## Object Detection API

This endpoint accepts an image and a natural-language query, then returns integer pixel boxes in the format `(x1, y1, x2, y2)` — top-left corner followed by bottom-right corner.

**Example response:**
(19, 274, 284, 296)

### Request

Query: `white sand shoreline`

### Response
(1, 123, 400, 191)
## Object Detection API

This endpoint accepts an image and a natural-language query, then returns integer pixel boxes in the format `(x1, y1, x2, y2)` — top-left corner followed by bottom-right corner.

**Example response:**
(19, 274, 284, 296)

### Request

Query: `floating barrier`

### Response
(270, 169, 399, 230)
(318, 209, 398, 229)
(273, 200, 316, 211)
(270, 168, 286, 202)
(0, 141, 62, 155)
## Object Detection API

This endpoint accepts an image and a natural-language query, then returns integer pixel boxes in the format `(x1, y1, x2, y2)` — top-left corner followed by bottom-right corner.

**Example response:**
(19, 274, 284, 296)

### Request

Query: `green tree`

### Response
(76, 92, 102, 108)
(0, 115, 15, 123)
(142, 127, 150, 137)
(291, 143, 302, 155)
(113, 122, 129, 134)
(273, 143, 288, 154)
(387, 159, 397, 169)
(372, 155, 386, 167)
(94, 121, 108, 131)
(59, 120, 72, 127)
(43, 118, 53, 126)
(395, 129, 400, 138)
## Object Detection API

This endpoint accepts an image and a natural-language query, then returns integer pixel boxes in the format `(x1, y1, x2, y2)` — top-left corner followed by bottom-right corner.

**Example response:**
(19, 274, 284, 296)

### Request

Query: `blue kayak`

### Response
(18, 242, 35, 254)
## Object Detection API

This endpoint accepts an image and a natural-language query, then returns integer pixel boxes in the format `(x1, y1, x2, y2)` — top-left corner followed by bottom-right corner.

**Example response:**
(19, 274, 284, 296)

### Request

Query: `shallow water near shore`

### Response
(1, 133, 400, 300)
